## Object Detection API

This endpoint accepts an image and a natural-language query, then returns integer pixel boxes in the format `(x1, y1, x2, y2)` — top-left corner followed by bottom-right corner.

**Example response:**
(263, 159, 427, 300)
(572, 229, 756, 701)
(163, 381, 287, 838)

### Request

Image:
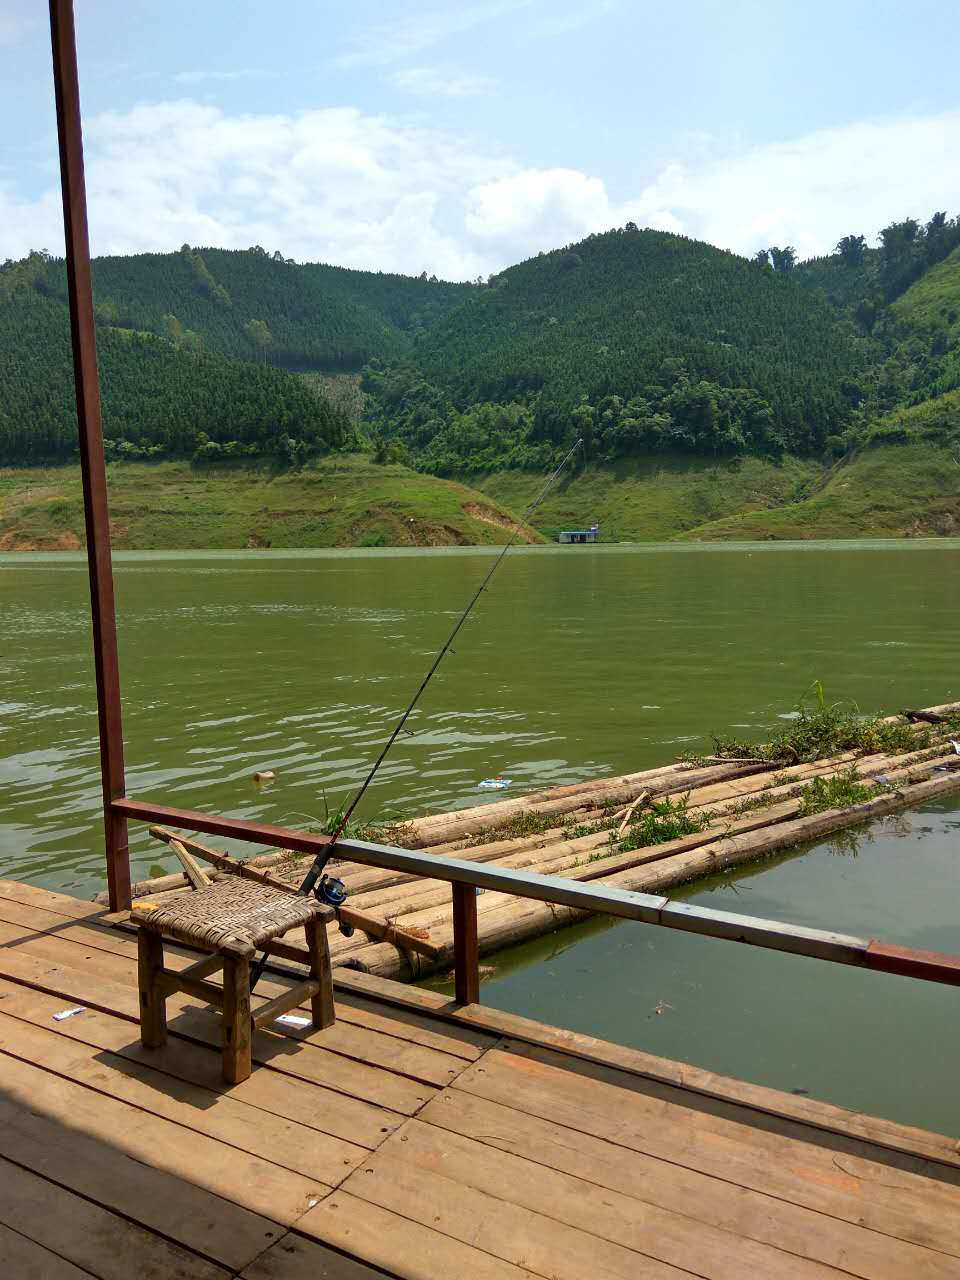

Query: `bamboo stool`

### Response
(131, 878, 335, 1084)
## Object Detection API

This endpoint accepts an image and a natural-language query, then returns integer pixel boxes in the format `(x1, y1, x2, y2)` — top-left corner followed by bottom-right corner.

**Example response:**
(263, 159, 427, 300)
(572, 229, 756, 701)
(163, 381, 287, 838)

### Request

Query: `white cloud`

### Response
(467, 168, 609, 249)
(629, 111, 960, 258)
(390, 66, 492, 97)
(1, 100, 510, 278)
(3, 102, 959, 280)
(465, 167, 679, 262)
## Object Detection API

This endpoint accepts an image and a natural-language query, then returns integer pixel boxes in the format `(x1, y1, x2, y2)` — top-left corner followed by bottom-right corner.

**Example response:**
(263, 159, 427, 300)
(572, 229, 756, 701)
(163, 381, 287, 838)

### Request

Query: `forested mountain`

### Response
(32, 246, 472, 371)
(0, 265, 347, 465)
(364, 228, 870, 472)
(364, 215, 960, 474)
(3, 210, 959, 478)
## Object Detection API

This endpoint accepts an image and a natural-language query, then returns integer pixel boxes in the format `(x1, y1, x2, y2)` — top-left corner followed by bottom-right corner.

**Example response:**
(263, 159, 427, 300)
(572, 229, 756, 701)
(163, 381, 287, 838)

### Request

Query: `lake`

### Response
(3, 541, 960, 1131)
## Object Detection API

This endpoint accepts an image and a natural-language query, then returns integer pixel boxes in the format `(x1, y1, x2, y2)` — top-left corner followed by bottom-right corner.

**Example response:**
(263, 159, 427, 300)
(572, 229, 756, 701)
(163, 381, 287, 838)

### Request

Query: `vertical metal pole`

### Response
(49, 0, 130, 910)
(452, 883, 480, 1005)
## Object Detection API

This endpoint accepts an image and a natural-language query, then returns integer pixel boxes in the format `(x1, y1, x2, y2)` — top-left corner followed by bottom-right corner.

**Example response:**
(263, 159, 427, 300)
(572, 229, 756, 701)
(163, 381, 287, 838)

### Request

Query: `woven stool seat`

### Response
(132, 878, 333, 958)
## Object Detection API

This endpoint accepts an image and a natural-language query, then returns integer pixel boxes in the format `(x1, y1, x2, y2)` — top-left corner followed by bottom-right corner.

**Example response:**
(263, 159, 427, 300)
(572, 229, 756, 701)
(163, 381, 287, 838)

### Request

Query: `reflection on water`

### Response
(443, 799, 960, 1134)
(2, 541, 960, 896)
(4, 541, 960, 1128)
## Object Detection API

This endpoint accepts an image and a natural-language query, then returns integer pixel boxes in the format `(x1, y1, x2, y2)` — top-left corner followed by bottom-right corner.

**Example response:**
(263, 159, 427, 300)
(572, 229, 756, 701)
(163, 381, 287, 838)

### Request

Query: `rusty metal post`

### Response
(452, 883, 480, 1004)
(49, 0, 130, 910)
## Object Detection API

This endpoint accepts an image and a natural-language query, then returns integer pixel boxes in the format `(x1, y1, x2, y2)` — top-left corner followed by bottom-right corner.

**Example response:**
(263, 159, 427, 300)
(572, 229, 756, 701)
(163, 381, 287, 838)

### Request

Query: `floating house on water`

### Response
(558, 522, 600, 544)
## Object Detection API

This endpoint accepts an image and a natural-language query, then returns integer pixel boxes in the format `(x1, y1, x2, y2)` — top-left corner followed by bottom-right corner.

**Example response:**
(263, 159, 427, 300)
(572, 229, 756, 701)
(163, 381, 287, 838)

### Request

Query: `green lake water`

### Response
(3, 541, 960, 1132)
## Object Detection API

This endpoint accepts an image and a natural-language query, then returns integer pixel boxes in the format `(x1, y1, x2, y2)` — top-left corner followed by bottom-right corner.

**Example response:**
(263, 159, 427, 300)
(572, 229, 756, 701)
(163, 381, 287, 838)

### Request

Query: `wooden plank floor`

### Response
(2, 877, 960, 1278)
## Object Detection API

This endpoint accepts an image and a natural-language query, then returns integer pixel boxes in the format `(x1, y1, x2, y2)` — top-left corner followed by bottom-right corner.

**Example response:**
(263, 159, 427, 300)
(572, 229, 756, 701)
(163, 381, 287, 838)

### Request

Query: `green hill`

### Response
(0, 266, 349, 467)
(670, 392, 960, 541)
(674, 442, 960, 541)
(366, 227, 869, 470)
(4, 211, 960, 548)
(33, 246, 472, 371)
(478, 454, 823, 542)
(893, 244, 960, 337)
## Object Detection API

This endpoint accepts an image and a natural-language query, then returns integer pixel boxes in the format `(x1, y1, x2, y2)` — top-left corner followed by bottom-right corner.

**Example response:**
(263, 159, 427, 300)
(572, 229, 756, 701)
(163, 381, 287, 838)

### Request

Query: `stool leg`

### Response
(137, 929, 167, 1049)
(306, 918, 335, 1030)
(222, 954, 252, 1084)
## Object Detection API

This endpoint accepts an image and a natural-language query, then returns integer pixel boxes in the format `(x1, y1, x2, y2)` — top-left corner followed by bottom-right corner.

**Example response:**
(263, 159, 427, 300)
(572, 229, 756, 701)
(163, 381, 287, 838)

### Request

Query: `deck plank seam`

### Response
(0, 1145, 246, 1277)
(0, 956, 428, 1126)
(328, 972, 960, 1177)
(0, 1217, 101, 1280)
(335, 1126, 717, 1280)
(237, 1228, 403, 1280)
(430, 1076, 960, 1269)
(0, 1023, 353, 1192)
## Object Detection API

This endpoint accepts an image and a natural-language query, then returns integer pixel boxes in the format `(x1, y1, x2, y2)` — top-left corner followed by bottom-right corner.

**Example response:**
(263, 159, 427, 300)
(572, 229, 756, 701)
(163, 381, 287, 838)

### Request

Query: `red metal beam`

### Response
(49, 0, 130, 910)
(865, 940, 960, 987)
(452, 882, 480, 1005)
(112, 798, 332, 856)
(117, 800, 960, 992)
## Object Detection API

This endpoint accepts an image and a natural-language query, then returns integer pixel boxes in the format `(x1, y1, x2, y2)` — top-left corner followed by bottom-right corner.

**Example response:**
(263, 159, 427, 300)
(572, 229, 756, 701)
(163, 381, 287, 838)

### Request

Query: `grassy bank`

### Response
(0, 457, 542, 551)
(4, 441, 960, 550)
(680, 443, 960, 540)
(478, 454, 824, 541)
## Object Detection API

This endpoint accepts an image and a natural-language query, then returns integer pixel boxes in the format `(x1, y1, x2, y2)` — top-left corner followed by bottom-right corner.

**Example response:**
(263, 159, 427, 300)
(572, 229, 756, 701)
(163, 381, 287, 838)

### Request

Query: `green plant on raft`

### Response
(465, 809, 562, 847)
(614, 794, 712, 853)
(710, 682, 928, 765)
(290, 794, 412, 845)
(796, 766, 876, 816)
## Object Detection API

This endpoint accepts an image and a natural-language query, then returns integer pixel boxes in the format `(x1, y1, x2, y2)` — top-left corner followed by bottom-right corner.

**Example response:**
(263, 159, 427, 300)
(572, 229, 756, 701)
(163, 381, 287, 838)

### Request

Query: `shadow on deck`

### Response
(1, 873, 959, 1279)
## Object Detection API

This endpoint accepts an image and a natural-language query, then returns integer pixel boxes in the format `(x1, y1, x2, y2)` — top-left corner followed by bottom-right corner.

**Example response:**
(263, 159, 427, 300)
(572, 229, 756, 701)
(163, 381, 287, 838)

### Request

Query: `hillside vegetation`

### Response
(476, 391, 960, 542)
(366, 227, 868, 470)
(3, 207, 960, 547)
(0, 457, 541, 551)
(0, 262, 349, 467)
(35, 245, 472, 370)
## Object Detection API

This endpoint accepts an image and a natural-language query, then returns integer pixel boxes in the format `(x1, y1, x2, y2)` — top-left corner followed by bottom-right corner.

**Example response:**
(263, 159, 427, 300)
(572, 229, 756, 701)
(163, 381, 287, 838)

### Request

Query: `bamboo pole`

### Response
(337, 754, 960, 979)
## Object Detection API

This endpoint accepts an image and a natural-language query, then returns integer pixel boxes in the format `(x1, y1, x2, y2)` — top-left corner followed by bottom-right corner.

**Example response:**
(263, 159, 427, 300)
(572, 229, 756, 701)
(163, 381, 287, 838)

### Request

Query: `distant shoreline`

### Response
(2, 441, 960, 549)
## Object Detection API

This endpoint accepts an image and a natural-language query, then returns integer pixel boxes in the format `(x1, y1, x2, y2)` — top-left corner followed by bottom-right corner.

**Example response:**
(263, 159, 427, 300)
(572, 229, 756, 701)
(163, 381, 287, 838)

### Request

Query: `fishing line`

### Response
(248, 438, 583, 990)
(304, 434, 584, 884)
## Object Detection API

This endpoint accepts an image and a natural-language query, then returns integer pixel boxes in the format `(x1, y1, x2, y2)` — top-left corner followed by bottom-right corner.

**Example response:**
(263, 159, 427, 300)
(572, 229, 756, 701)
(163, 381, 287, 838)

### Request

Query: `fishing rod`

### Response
(301, 437, 584, 890)
(249, 438, 583, 990)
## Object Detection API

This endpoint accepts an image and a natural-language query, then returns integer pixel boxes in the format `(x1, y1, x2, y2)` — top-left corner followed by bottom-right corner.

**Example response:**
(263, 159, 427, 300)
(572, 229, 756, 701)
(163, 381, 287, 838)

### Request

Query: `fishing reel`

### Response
(314, 874, 354, 937)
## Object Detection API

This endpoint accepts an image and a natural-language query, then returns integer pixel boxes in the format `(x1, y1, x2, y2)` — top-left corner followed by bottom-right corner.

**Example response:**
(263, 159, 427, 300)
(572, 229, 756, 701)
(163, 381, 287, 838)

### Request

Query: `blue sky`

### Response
(2, 0, 959, 277)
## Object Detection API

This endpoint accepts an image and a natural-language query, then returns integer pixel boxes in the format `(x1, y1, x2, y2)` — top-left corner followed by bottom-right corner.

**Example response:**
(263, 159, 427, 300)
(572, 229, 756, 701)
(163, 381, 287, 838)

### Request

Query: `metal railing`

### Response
(115, 796, 960, 1004)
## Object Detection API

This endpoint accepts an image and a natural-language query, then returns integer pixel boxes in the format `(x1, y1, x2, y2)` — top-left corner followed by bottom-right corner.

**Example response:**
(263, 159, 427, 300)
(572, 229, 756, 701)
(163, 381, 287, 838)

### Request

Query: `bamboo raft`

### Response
(110, 699, 960, 983)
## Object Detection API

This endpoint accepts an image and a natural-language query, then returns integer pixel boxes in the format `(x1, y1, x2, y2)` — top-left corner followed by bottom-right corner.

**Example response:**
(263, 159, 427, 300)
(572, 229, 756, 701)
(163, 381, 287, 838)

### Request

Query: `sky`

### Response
(1, 0, 959, 280)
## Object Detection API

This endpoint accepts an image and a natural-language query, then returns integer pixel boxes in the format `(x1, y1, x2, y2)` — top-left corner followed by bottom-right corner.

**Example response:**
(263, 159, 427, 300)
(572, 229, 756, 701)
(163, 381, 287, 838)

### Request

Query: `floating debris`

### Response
(253, 770, 276, 785)
(479, 776, 512, 790)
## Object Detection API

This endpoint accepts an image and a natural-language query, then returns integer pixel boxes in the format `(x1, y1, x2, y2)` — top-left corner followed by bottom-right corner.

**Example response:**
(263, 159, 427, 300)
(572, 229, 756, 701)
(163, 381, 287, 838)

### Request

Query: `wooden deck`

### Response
(2, 875, 960, 1278)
